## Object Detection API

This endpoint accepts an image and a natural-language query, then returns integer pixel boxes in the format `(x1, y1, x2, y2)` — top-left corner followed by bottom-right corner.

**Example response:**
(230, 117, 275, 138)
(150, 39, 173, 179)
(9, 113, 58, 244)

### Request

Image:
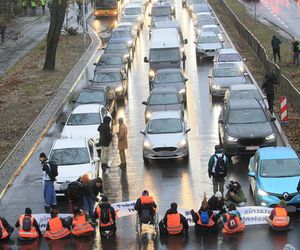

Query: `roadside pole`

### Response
(83, 0, 86, 46)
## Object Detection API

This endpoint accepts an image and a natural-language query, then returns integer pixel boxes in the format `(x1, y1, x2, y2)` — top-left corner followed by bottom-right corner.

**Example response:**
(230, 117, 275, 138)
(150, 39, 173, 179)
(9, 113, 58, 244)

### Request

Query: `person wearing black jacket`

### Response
(271, 35, 281, 63)
(0, 216, 14, 240)
(85, 177, 103, 218)
(97, 116, 112, 171)
(65, 180, 86, 210)
(208, 191, 225, 211)
(262, 73, 278, 113)
(292, 39, 299, 66)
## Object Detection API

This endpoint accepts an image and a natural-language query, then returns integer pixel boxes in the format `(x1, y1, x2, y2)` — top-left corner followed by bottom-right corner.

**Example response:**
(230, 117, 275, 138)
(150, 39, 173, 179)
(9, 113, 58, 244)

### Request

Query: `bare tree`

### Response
(43, 0, 68, 70)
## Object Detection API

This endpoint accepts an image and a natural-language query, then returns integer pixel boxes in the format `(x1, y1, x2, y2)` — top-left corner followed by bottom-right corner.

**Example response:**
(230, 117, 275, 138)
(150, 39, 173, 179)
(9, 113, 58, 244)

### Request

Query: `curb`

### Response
(0, 14, 100, 200)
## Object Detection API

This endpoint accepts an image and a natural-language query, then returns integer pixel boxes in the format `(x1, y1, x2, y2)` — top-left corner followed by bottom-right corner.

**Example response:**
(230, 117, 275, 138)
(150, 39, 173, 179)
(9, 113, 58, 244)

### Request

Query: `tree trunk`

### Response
(43, 0, 67, 70)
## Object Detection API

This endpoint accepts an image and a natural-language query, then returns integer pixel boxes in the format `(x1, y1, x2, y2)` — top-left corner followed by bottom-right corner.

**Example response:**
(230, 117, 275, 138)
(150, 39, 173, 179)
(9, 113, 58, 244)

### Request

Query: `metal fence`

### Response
(219, 0, 300, 114)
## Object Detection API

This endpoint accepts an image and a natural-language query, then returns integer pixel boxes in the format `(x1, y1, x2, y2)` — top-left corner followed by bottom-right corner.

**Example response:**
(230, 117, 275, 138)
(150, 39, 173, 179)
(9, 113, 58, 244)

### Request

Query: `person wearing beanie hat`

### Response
(159, 202, 188, 236)
(15, 207, 42, 240)
(134, 190, 157, 224)
(191, 194, 218, 234)
(266, 200, 290, 230)
(39, 152, 57, 212)
(85, 177, 104, 218)
(208, 191, 225, 211)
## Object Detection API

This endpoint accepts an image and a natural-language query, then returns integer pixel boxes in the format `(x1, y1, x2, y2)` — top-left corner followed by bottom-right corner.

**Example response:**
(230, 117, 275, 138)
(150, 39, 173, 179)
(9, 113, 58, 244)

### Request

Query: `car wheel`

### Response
(183, 153, 189, 162)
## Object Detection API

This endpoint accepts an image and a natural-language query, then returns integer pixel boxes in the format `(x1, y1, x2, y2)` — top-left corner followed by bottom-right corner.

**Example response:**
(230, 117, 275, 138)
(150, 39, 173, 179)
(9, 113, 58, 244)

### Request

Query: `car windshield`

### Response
(230, 89, 262, 100)
(147, 118, 183, 134)
(202, 27, 219, 34)
(155, 72, 183, 83)
(77, 91, 105, 104)
(50, 148, 90, 165)
(197, 14, 213, 21)
(149, 93, 180, 105)
(150, 48, 180, 62)
(260, 159, 300, 178)
(99, 56, 122, 65)
(106, 43, 128, 51)
(67, 113, 101, 125)
(111, 30, 131, 38)
(94, 72, 121, 82)
(95, 0, 117, 9)
(218, 53, 242, 62)
(198, 35, 219, 43)
(196, 19, 215, 26)
(228, 109, 267, 124)
(125, 7, 141, 15)
(152, 6, 171, 16)
(214, 67, 242, 77)
(195, 5, 210, 12)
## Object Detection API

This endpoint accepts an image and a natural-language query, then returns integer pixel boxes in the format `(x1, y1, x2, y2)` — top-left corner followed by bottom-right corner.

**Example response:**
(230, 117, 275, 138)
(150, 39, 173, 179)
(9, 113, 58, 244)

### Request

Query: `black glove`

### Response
(208, 174, 211, 178)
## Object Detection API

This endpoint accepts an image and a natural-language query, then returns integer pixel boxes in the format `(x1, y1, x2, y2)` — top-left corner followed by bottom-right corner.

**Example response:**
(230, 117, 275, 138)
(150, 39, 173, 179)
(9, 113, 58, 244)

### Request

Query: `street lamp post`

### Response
(82, 0, 86, 46)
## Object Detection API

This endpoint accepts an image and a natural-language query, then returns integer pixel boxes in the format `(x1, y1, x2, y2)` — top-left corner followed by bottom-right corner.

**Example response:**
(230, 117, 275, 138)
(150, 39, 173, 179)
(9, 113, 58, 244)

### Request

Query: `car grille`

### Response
(152, 147, 177, 152)
(239, 138, 264, 146)
(270, 192, 298, 202)
(204, 49, 215, 52)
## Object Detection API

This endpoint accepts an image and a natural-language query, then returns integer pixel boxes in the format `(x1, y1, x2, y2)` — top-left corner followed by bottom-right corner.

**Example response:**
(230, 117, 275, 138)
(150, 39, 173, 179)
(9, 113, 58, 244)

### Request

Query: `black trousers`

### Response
(266, 93, 275, 113)
(273, 48, 281, 62)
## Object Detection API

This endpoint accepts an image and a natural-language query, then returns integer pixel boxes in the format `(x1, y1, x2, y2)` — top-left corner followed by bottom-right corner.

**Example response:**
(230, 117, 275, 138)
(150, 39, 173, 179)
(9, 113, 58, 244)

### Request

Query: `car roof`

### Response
(112, 27, 130, 32)
(52, 138, 87, 150)
(214, 62, 240, 69)
(151, 28, 180, 48)
(200, 31, 218, 37)
(150, 111, 182, 119)
(81, 86, 107, 92)
(229, 84, 258, 91)
(125, 2, 143, 7)
(154, 20, 180, 29)
(71, 104, 104, 114)
(228, 99, 264, 109)
(100, 53, 122, 59)
(202, 24, 218, 28)
(152, 1, 171, 7)
(257, 147, 299, 160)
(218, 48, 239, 54)
(155, 68, 181, 74)
(150, 87, 179, 94)
(94, 67, 122, 73)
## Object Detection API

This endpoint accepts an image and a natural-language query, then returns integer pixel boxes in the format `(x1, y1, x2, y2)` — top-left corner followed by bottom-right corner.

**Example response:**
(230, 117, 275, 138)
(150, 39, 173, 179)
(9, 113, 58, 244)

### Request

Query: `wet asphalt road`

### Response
(0, 1, 300, 249)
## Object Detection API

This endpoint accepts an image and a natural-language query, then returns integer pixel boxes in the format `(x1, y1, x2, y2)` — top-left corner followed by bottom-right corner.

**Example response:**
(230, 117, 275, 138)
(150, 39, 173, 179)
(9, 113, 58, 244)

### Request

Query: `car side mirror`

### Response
(89, 79, 93, 82)
(142, 101, 147, 105)
(140, 130, 145, 135)
(243, 58, 246, 61)
(148, 13, 151, 16)
(218, 119, 224, 124)
(94, 157, 100, 162)
(193, 41, 197, 44)
(144, 57, 149, 63)
(184, 38, 188, 44)
(184, 78, 188, 82)
(271, 117, 276, 121)
(208, 75, 212, 78)
(93, 63, 97, 66)
(101, 47, 105, 50)
(186, 128, 191, 133)
(248, 171, 255, 178)
(244, 72, 248, 76)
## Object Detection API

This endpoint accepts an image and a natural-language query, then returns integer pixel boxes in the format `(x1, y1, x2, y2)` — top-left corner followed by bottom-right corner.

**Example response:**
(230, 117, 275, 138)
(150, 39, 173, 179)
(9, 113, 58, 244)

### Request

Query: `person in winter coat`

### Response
(271, 35, 281, 63)
(208, 191, 225, 211)
(222, 203, 245, 234)
(84, 177, 103, 218)
(262, 73, 278, 113)
(0, 21, 6, 43)
(0, 216, 14, 240)
(65, 180, 86, 210)
(117, 117, 128, 168)
(292, 39, 299, 66)
(191, 196, 218, 233)
(134, 190, 157, 224)
(97, 116, 112, 171)
(159, 202, 188, 235)
(224, 181, 247, 207)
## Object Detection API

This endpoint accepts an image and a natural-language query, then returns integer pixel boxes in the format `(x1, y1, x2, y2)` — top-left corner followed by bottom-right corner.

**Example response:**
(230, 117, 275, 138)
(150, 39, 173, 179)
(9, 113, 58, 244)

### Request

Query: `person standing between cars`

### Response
(222, 203, 245, 234)
(208, 145, 228, 195)
(97, 116, 112, 171)
(271, 35, 281, 63)
(208, 191, 225, 211)
(292, 39, 300, 66)
(15, 207, 42, 240)
(0, 21, 6, 43)
(85, 177, 104, 218)
(159, 202, 188, 236)
(22, 0, 28, 15)
(31, 0, 36, 15)
(40, 0, 46, 14)
(71, 207, 94, 237)
(265, 200, 290, 229)
(40, 152, 57, 212)
(117, 117, 128, 168)
(0, 216, 14, 241)
(262, 72, 278, 113)
(224, 181, 247, 207)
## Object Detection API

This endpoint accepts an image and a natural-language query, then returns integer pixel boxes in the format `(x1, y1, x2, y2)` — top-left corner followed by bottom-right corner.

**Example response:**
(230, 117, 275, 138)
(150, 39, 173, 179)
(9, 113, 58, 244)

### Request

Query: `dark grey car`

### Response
(218, 99, 277, 156)
(142, 87, 184, 123)
(95, 53, 128, 75)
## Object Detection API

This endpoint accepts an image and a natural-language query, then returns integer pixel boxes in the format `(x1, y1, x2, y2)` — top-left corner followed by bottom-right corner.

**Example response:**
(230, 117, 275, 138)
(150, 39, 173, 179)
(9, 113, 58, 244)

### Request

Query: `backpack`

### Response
(48, 161, 58, 177)
(101, 208, 111, 224)
(22, 217, 32, 232)
(214, 154, 226, 176)
(200, 210, 209, 224)
(227, 214, 238, 229)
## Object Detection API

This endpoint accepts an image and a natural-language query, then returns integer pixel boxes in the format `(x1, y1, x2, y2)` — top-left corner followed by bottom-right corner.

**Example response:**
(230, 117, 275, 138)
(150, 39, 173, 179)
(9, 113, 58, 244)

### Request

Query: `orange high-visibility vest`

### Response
(71, 214, 94, 236)
(96, 206, 114, 227)
(196, 211, 215, 227)
(272, 207, 289, 227)
(167, 213, 183, 235)
(44, 217, 70, 240)
(18, 215, 39, 239)
(0, 219, 9, 240)
(223, 213, 245, 234)
(140, 196, 156, 212)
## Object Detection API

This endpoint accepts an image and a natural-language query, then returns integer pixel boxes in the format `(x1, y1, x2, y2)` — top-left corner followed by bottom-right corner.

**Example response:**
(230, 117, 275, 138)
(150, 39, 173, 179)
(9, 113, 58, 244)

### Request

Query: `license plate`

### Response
(246, 146, 259, 151)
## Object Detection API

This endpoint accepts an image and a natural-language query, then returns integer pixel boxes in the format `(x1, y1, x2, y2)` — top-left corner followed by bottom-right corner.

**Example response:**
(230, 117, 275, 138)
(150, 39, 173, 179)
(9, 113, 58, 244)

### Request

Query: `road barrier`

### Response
(217, 0, 300, 115)
(280, 96, 288, 124)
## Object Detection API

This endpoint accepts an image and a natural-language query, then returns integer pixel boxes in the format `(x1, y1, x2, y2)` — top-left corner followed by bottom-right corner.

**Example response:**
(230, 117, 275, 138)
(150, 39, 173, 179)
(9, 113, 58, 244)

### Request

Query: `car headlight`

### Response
(227, 135, 238, 142)
(179, 88, 186, 94)
(258, 188, 269, 196)
(265, 133, 275, 140)
(127, 40, 133, 47)
(115, 86, 123, 92)
(137, 16, 142, 22)
(212, 84, 220, 90)
(143, 140, 152, 149)
(178, 139, 187, 147)
(149, 70, 155, 78)
(133, 24, 138, 31)
(146, 111, 151, 120)
(123, 54, 130, 60)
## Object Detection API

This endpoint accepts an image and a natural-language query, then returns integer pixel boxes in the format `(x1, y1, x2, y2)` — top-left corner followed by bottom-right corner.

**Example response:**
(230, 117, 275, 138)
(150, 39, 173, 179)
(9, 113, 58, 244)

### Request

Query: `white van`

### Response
(144, 28, 187, 73)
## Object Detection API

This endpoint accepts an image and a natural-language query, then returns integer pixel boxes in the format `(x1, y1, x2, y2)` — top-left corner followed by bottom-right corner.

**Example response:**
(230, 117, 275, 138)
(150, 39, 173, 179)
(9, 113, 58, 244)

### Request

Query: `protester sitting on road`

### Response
(44, 209, 70, 240)
(134, 190, 157, 224)
(15, 207, 42, 240)
(191, 196, 218, 233)
(65, 179, 86, 210)
(224, 181, 247, 207)
(222, 203, 245, 234)
(0, 216, 14, 240)
(159, 202, 188, 236)
(265, 200, 290, 230)
(208, 191, 225, 211)
(93, 196, 117, 237)
(71, 207, 94, 237)
(85, 177, 103, 218)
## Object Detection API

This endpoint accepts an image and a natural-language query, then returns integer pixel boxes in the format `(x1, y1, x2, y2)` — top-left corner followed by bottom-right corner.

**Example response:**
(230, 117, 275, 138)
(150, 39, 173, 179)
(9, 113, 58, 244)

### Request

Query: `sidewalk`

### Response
(0, 4, 90, 78)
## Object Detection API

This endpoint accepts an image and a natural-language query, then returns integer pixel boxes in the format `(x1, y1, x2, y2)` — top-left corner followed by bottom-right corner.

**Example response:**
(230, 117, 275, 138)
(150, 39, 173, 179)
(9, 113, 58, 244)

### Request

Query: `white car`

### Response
(196, 24, 223, 42)
(195, 31, 223, 60)
(49, 138, 101, 195)
(61, 104, 111, 144)
(214, 48, 246, 72)
(122, 2, 145, 28)
(118, 22, 138, 38)
(141, 111, 190, 162)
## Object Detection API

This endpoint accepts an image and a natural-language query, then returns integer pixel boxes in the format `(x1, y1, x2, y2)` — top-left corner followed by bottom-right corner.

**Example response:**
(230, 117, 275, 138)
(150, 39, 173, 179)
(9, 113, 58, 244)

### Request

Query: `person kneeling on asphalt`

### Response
(222, 203, 245, 234)
(265, 200, 290, 230)
(159, 202, 188, 236)
(191, 196, 218, 233)
(85, 177, 104, 218)
(134, 190, 157, 224)
(224, 181, 247, 207)
(208, 191, 225, 211)
(65, 178, 86, 211)
(0, 216, 14, 241)
(15, 207, 42, 240)
(44, 209, 71, 240)
(93, 196, 117, 237)
(71, 207, 95, 237)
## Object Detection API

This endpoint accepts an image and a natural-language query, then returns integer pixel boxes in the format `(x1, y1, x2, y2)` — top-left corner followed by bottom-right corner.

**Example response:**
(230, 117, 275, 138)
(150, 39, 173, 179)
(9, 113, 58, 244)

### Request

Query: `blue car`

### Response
(248, 146, 300, 209)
